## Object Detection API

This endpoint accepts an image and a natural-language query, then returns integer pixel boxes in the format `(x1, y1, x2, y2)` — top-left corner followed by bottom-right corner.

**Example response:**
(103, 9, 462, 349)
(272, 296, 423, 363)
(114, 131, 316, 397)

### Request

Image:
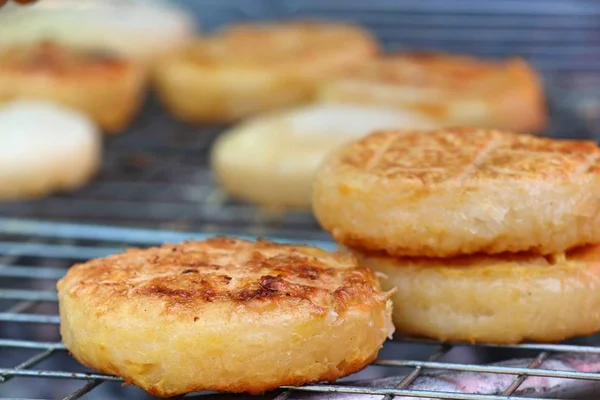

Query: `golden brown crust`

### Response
(59, 238, 381, 313)
(0, 42, 146, 133)
(313, 127, 600, 257)
(153, 21, 378, 123)
(318, 52, 547, 133)
(337, 127, 599, 184)
(357, 244, 600, 343)
(58, 238, 394, 397)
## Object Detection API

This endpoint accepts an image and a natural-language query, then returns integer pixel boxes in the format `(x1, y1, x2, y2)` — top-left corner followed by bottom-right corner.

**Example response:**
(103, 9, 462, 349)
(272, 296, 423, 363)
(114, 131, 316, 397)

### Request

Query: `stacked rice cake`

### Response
(313, 127, 600, 343)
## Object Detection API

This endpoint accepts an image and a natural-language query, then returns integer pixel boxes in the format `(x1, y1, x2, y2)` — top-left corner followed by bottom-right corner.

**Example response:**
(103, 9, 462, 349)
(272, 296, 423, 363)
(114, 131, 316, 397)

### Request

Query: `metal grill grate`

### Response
(0, 65, 598, 400)
(0, 75, 597, 400)
(1, 1, 600, 398)
(3, 219, 600, 399)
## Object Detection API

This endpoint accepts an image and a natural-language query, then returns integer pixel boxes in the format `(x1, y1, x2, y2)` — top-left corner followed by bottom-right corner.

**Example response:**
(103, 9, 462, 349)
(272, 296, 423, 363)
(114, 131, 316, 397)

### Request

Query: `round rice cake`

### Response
(153, 20, 378, 123)
(57, 238, 394, 397)
(318, 52, 547, 133)
(0, 100, 101, 201)
(313, 127, 600, 257)
(0, 41, 146, 133)
(357, 244, 600, 343)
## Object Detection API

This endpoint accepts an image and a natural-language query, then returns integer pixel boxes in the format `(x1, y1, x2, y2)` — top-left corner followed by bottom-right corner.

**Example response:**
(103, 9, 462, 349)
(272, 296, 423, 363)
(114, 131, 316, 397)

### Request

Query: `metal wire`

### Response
(382, 345, 451, 400)
(0, 2, 598, 398)
(0, 87, 596, 400)
(2, 220, 600, 399)
(0, 85, 597, 400)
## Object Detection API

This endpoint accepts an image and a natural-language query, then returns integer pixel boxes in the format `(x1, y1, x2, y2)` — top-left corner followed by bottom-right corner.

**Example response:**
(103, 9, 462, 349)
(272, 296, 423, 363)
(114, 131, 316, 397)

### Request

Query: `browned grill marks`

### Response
(58, 238, 381, 314)
(337, 127, 600, 184)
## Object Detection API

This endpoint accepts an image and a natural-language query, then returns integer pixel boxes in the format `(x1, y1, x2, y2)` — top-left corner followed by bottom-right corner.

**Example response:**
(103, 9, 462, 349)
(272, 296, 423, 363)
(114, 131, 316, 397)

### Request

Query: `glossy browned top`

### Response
(335, 127, 600, 184)
(57, 237, 384, 314)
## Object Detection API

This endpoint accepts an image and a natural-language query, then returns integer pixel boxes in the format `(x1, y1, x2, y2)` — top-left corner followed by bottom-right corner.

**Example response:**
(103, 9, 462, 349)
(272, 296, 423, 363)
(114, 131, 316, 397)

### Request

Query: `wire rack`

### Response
(3, 219, 600, 400)
(0, 92, 598, 399)
(1, 0, 600, 399)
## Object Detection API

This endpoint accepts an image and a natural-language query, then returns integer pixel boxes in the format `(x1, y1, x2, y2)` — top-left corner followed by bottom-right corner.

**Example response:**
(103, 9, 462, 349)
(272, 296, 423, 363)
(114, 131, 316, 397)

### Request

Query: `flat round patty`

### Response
(153, 21, 377, 123)
(0, 41, 146, 133)
(313, 127, 600, 257)
(57, 238, 393, 397)
(318, 52, 547, 133)
(357, 244, 600, 344)
(0, 100, 100, 200)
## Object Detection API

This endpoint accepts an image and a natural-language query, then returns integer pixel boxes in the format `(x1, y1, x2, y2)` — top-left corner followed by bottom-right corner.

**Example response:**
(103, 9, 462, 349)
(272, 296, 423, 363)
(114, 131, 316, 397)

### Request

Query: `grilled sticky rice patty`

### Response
(57, 238, 394, 397)
(318, 52, 547, 133)
(313, 127, 600, 258)
(356, 244, 600, 344)
(153, 21, 378, 123)
(0, 41, 146, 133)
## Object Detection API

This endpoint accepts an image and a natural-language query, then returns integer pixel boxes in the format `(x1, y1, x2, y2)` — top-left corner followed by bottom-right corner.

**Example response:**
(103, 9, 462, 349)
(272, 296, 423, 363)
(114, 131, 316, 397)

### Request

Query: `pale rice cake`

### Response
(0, 100, 101, 201)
